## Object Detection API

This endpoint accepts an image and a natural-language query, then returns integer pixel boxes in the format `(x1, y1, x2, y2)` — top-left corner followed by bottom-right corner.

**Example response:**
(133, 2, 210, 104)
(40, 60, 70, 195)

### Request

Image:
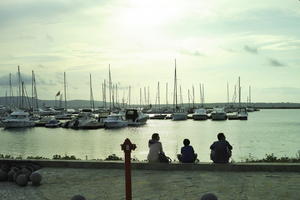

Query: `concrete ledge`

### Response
(1, 159, 300, 172)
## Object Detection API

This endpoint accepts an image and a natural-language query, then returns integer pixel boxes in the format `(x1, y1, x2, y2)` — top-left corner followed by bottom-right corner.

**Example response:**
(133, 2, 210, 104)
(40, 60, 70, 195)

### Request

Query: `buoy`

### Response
(16, 174, 28, 187)
(71, 195, 86, 200)
(0, 169, 8, 181)
(201, 193, 218, 200)
(30, 172, 42, 186)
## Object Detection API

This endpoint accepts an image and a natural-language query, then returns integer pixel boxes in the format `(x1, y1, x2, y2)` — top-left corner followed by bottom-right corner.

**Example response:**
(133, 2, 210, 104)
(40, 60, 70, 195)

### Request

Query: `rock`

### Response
(16, 174, 28, 187)
(13, 170, 23, 182)
(0, 163, 10, 172)
(30, 172, 42, 186)
(200, 193, 218, 200)
(7, 170, 16, 182)
(0, 169, 8, 181)
(71, 195, 86, 200)
(21, 167, 32, 178)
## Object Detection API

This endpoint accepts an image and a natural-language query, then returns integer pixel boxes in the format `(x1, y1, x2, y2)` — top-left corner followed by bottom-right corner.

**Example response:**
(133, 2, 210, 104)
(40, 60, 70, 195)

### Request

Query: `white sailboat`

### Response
(237, 77, 248, 120)
(172, 59, 187, 121)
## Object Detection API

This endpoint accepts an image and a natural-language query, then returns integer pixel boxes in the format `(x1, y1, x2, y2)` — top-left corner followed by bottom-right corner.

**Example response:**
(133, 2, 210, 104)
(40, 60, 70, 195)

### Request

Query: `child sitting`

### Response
(177, 139, 198, 163)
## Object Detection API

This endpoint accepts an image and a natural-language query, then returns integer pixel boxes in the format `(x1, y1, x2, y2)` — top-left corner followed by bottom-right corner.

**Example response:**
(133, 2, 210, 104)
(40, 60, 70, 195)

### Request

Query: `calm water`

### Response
(0, 109, 299, 162)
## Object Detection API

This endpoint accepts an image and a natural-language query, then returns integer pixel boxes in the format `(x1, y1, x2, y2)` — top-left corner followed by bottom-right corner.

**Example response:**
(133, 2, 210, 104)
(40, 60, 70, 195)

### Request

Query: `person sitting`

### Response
(210, 133, 232, 163)
(177, 139, 198, 163)
(147, 133, 164, 163)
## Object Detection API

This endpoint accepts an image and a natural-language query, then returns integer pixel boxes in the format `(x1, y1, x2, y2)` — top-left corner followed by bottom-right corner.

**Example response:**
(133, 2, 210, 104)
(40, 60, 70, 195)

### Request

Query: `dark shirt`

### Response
(181, 145, 195, 163)
(210, 140, 232, 163)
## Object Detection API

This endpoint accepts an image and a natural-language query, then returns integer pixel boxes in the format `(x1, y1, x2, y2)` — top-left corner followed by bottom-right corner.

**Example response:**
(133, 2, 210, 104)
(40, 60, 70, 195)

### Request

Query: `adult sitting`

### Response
(147, 133, 164, 163)
(210, 133, 232, 163)
(177, 139, 198, 163)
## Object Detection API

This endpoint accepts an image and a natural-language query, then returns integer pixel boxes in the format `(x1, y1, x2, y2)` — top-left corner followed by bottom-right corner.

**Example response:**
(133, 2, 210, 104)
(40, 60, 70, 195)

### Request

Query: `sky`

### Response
(0, 0, 300, 104)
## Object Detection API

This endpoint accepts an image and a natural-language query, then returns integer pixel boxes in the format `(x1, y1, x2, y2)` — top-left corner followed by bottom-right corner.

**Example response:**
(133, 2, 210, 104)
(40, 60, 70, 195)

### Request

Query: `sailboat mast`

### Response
(108, 64, 112, 110)
(9, 73, 13, 107)
(192, 85, 195, 108)
(32, 71, 34, 111)
(166, 83, 168, 107)
(64, 72, 67, 111)
(18, 66, 21, 108)
(90, 73, 95, 110)
(139, 88, 142, 109)
(249, 86, 251, 104)
(180, 85, 183, 108)
(188, 89, 190, 109)
(128, 86, 131, 107)
(173, 59, 177, 111)
(238, 76, 241, 108)
(227, 82, 229, 105)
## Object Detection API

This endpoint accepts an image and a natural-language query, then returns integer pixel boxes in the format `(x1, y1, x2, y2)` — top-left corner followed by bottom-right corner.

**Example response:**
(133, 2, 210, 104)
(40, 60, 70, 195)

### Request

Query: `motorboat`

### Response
(74, 112, 104, 129)
(35, 116, 53, 126)
(238, 108, 248, 120)
(45, 118, 61, 128)
(2, 111, 35, 128)
(125, 109, 149, 126)
(172, 112, 188, 121)
(55, 112, 73, 120)
(104, 113, 128, 129)
(192, 108, 208, 120)
(227, 112, 239, 120)
(211, 108, 227, 120)
(150, 114, 167, 120)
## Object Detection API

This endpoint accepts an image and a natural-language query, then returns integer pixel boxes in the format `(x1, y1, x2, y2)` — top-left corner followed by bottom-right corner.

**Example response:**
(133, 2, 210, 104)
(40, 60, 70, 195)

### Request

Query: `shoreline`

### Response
(1, 159, 300, 172)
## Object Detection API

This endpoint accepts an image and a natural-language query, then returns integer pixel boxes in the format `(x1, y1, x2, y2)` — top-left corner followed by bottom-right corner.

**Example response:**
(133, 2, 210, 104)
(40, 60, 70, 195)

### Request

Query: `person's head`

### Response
(183, 139, 190, 146)
(200, 193, 218, 200)
(217, 133, 225, 141)
(152, 133, 160, 141)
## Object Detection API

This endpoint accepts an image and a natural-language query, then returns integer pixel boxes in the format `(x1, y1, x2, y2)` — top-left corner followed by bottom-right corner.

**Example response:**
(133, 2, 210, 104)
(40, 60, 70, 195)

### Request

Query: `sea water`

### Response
(0, 109, 299, 162)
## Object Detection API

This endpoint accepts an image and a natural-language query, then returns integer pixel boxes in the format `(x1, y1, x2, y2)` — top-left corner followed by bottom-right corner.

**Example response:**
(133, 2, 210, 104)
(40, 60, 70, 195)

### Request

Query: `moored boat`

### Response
(2, 111, 35, 128)
(211, 108, 227, 120)
(192, 108, 208, 120)
(125, 109, 148, 126)
(104, 113, 128, 129)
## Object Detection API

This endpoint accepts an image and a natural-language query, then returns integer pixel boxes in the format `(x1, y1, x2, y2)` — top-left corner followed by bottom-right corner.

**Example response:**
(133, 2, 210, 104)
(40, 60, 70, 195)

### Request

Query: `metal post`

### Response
(121, 138, 136, 200)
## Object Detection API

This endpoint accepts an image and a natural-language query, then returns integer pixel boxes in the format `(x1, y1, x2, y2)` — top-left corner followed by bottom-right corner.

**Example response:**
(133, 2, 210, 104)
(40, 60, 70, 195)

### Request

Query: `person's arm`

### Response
(159, 142, 164, 154)
(226, 141, 233, 150)
(210, 142, 215, 150)
(191, 146, 195, 154)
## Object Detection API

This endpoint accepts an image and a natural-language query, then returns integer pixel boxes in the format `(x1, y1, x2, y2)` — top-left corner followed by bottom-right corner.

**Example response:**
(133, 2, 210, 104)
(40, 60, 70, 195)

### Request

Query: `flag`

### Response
(56, 91, 60, 96)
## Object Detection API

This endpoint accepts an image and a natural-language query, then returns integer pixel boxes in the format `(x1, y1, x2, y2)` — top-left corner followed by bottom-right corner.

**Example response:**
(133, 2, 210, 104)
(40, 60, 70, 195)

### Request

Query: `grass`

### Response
(242, 151, 300, 163)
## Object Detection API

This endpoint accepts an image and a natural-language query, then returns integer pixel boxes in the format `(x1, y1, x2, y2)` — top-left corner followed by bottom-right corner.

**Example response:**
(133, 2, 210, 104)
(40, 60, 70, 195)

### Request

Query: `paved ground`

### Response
(0, 168, 300, 200)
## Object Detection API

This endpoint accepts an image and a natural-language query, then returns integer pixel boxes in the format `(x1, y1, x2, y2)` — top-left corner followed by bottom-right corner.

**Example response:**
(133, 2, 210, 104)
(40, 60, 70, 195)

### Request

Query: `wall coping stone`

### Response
(1, 159, 300, 172)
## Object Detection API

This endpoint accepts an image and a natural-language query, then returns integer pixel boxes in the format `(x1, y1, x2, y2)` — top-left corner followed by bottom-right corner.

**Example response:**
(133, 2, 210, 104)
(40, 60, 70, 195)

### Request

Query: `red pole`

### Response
(121, 138, 136, 200)
(125, 149, 132, 200)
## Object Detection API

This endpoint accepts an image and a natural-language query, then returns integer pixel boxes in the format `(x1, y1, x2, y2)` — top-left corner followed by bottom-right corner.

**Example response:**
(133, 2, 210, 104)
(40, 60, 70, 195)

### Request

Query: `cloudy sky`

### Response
(0, 0, 300, 104)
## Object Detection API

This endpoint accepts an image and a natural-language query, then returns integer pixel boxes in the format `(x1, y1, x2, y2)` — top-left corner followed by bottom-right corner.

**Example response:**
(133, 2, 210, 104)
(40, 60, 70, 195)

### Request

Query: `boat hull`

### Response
(192, 114, 207, 120)
(104, 122, 128, 129)
(2, 121, 35, 128)
(172, 113, 187, 121)
(211, 113, 227, 120)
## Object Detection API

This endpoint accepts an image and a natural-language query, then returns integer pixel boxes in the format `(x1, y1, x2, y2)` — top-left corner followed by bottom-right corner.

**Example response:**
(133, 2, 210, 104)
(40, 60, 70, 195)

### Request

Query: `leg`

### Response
(177, 154, 182, 162)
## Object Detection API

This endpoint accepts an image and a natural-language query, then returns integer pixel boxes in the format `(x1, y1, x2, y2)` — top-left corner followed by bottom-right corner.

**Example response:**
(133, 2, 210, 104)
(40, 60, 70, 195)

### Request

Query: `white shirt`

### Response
(147, 141, 163, 163)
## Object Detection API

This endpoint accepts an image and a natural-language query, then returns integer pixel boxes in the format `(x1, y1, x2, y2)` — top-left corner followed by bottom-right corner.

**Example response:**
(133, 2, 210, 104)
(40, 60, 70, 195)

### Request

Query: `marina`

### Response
(0, 109, 299, 162)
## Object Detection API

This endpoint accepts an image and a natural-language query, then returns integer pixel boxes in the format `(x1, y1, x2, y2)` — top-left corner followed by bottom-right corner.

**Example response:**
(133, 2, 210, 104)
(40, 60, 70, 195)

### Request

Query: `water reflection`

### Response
(0, 109, 299, 161)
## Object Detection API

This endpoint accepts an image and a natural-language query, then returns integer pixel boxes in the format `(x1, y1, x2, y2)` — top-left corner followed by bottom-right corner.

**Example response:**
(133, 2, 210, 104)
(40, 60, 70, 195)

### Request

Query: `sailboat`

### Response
(55, 72, 72, 120)
(172, 59, 187, 121)
(237, 77, 248, 120)
(152, 82, 167, 119)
